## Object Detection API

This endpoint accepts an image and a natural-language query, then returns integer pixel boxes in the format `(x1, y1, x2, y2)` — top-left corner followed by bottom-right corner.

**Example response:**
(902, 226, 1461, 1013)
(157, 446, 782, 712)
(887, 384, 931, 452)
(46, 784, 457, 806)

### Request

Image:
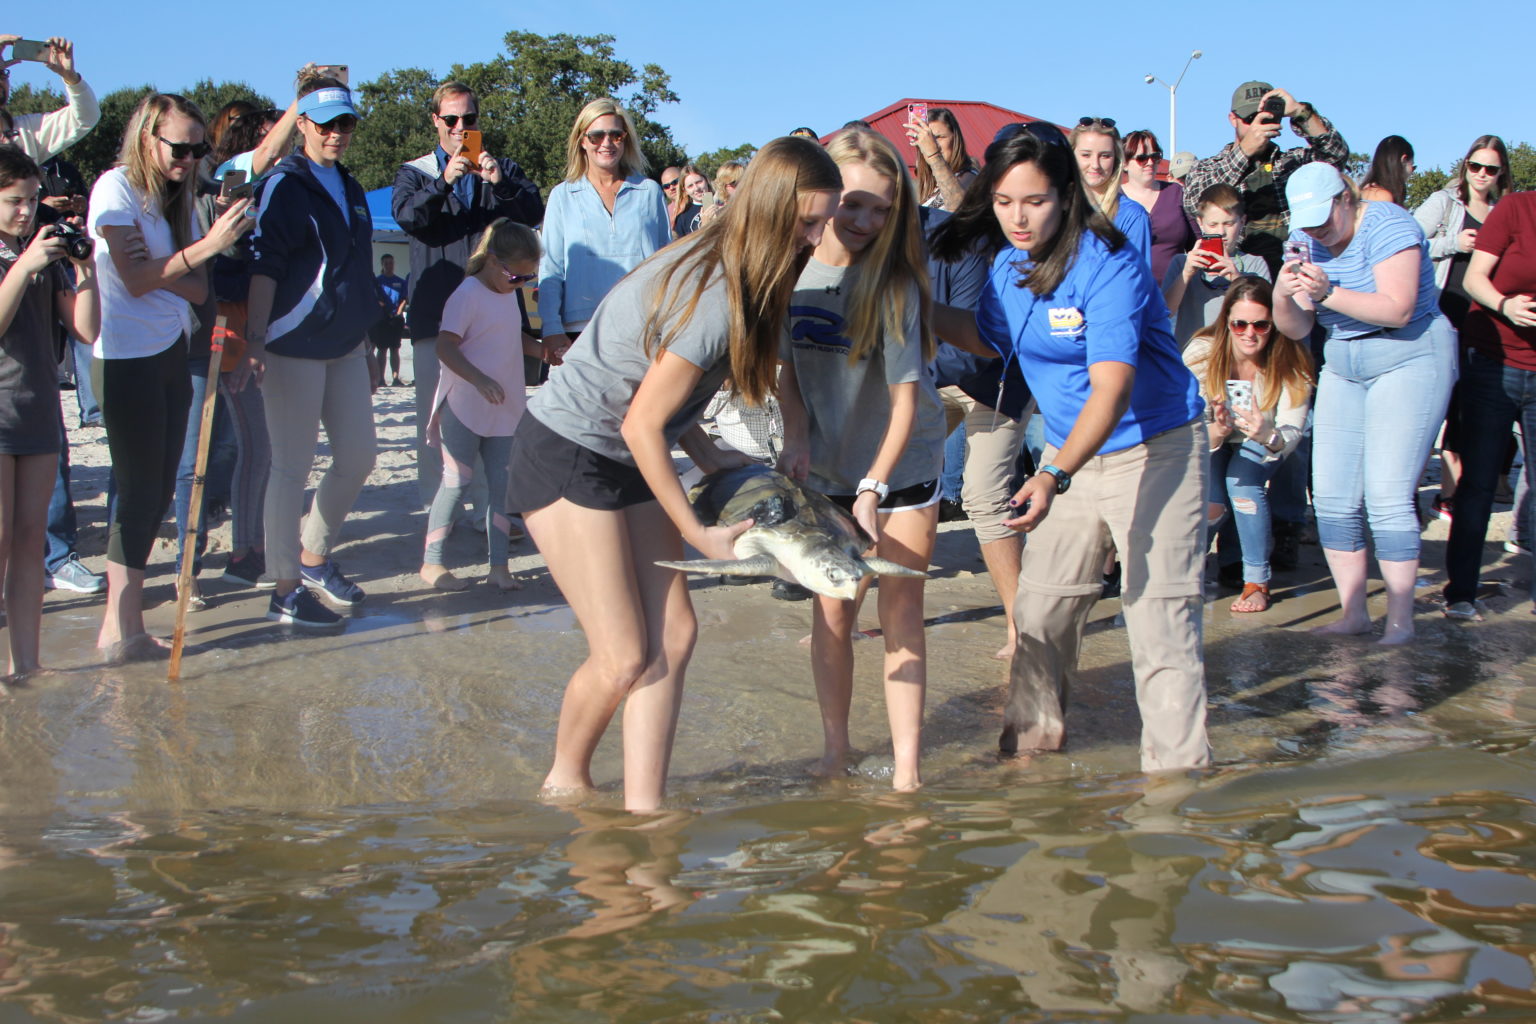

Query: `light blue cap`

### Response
(1286, 162, 1346, 230)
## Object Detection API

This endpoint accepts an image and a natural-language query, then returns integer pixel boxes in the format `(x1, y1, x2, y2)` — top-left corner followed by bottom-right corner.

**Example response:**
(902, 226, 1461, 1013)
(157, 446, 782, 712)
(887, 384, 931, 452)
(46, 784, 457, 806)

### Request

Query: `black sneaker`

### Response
(1272, 522, 1302, 572)
(267, 585, 343, 628)
(223, 550, 268, 588)
(299, 558, 365, 606)
(938, 499, 969, 523)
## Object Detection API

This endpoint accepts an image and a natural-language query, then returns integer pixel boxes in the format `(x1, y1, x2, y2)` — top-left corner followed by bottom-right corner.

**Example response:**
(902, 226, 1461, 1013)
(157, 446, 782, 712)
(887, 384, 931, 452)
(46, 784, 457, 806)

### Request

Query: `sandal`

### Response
(1231, 582, 1270, 613)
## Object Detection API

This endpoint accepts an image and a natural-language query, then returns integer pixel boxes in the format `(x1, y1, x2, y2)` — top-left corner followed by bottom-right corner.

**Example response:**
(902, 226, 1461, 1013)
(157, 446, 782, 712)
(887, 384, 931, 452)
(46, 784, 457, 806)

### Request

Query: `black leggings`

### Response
(101, 337, 191, 569)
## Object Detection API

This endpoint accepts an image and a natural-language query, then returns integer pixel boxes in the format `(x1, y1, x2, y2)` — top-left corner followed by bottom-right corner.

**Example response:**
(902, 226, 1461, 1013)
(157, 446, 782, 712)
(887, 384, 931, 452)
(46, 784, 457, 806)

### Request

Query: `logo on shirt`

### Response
(1048, 306, 1085, 337)
(789, 306, 853, 354)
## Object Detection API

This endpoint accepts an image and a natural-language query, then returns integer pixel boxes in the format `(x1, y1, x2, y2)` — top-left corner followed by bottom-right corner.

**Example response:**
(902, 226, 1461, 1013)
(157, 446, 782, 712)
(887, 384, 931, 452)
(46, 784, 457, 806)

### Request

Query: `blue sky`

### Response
(11, 1, 1526, 175)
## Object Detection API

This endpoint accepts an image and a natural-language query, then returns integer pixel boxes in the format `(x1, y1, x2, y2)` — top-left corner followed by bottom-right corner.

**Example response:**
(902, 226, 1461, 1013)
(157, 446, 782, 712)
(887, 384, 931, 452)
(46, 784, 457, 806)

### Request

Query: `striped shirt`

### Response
(1291, 201, 1436, 340)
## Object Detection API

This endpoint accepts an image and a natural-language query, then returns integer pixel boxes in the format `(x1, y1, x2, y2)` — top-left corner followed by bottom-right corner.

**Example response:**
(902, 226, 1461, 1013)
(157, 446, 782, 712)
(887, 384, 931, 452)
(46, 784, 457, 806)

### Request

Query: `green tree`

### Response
(694, 143, 757, 180)
(346, 67, 442, 191)
(1405, 168, 1450, 210)
(1404, 142, 1536, 211)
(1345, 150, 1371, 180)
(4, 82, 65, 117)
(56, 84, 154, 181)
(182, 79, 275, 123)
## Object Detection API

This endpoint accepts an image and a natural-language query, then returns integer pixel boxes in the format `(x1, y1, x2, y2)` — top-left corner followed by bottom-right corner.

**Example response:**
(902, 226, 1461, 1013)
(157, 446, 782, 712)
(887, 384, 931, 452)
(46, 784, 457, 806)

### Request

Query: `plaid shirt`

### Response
(1180, 114, 1348, 271)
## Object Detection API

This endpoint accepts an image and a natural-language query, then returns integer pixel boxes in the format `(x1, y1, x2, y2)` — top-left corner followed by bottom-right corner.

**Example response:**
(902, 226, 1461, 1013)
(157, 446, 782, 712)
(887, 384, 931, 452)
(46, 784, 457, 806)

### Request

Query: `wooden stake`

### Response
(168, 316, 227, 681)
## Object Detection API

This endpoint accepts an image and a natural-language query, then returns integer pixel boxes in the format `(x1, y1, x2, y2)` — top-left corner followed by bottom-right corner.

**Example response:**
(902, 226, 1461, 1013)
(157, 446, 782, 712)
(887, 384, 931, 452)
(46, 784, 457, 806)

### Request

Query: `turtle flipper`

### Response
(655, 554, 780, 577)
(858, 556, 929, 580)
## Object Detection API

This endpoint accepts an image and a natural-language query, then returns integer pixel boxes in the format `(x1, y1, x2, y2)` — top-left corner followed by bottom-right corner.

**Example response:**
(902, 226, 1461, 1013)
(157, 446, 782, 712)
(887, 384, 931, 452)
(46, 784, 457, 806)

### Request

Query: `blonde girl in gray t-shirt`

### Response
(778, 129, 944, 792)
(507, 137, 843, 812)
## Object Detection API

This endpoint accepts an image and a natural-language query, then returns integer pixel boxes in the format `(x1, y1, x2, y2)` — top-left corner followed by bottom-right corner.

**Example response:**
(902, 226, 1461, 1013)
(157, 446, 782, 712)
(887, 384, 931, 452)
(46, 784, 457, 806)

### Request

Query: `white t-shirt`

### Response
(87, 167, 203, 359)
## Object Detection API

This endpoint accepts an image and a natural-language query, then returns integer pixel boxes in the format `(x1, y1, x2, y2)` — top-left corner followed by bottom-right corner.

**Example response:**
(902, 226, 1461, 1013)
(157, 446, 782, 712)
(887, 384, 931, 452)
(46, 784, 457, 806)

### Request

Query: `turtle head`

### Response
(803, 548, 864, 601)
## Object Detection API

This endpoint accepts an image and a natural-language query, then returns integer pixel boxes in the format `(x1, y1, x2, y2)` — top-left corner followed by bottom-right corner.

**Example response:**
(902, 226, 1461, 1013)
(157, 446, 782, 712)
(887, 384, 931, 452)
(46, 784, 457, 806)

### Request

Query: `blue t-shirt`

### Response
(310, 159, 350, 225)
(976, 230, 1203, 455)
(1114, 194, 1153, 269)
(376, 273, 407, 307)
(1289, 201, 1436, 339)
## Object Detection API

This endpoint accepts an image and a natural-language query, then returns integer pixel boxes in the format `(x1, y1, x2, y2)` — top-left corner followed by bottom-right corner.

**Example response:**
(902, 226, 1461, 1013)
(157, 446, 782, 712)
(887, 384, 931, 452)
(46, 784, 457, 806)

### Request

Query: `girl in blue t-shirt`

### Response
(929, 129, 1211, 774)
(1274, 163, 1454, 645)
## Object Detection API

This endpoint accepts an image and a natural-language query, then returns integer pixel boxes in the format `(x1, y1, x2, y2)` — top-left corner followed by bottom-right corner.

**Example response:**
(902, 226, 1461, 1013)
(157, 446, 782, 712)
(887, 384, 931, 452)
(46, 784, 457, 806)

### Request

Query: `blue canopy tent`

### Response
(366, 186, 409, 276)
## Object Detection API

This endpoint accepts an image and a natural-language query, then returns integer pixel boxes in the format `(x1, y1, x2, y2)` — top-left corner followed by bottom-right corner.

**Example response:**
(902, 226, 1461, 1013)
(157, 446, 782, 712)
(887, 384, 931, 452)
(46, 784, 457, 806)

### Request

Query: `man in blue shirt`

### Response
(371, 254, 408, 386)
(391, 81, 542, 507)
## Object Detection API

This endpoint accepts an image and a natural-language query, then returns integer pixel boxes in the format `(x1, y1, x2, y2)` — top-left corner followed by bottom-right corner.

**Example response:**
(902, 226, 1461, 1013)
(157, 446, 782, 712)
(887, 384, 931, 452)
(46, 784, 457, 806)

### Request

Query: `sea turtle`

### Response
(656, 463, 928, 600)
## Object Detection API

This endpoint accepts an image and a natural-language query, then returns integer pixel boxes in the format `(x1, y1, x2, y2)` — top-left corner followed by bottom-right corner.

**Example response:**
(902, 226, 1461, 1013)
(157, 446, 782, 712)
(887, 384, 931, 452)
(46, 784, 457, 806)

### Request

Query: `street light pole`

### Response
(1144, 49, 1202, 159)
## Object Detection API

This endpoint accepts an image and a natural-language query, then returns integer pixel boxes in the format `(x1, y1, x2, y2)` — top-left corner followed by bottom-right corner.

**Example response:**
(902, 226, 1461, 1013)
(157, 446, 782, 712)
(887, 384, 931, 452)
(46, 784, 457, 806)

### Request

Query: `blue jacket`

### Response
(249, 154, 381, 359)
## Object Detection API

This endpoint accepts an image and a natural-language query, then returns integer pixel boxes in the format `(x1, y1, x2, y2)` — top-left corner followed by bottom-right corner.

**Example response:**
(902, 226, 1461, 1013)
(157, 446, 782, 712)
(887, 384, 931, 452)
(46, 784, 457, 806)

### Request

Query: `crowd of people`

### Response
(3, 38, 1532, 809)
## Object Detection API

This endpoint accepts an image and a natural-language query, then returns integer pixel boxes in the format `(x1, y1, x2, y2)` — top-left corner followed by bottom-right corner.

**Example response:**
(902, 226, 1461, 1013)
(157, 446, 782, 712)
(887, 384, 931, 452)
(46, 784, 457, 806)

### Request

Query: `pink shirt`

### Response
(430, 275, 528, 440)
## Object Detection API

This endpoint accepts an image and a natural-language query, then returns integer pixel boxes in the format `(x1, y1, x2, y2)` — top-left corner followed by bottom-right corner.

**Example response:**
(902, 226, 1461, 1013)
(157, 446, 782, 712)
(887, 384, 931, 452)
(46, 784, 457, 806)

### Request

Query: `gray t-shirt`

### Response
(785, 258, 946, 494)
(1162, 251, 1271, 348)
(527, 245, 733, 465)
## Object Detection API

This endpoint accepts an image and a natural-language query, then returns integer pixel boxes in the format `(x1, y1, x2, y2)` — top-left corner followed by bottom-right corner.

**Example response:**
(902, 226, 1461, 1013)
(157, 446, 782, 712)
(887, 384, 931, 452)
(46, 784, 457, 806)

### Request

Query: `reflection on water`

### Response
(0, 742, 1533, 1022)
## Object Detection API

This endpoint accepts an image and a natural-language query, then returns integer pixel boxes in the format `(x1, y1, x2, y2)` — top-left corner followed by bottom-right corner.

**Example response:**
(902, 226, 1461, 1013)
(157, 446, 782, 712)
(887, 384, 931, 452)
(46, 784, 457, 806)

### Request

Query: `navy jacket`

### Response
(249, 154, 381, 359)
(391, 151, 543, 340)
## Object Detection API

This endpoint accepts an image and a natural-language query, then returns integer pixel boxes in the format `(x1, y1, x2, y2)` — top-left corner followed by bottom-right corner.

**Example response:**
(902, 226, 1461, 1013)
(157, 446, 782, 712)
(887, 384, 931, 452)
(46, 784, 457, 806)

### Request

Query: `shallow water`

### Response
(4, 532, 1536, 1022)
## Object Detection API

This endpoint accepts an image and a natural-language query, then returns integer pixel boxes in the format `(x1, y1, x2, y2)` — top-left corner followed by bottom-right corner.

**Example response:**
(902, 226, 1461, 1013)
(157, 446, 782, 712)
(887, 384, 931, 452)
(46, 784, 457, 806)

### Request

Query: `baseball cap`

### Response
(1230, 81, 1274, 120)
(1169, 151, 1196, 180)
(298, 86, 358, 124)
(1285, 162, 1347, 230)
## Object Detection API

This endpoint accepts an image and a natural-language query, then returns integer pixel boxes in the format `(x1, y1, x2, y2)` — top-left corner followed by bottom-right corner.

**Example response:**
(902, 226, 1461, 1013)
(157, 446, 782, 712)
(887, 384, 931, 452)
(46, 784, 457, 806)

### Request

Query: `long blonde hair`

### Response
(823, 129, 933, 364)
(1068, 119, 1124, 220)
(642, 136, 842, 406)
(1189, 277, 1314, 412)
(119, 93, 205, 251)
(562, 97, 647, 182)
(466, 218, 541, 275)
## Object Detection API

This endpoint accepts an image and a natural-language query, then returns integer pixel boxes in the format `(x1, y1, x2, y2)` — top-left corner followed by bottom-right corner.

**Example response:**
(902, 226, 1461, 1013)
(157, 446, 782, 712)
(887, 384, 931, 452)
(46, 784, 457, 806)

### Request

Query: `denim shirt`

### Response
(537, 174, 672, 333)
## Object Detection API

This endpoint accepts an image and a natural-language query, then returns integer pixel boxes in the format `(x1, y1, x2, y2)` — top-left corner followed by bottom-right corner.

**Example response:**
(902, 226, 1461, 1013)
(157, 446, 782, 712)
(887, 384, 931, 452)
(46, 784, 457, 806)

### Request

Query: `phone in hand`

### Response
(219, 169, 252, 202)
(460, 129, 482, 166)
(1225, 379, 1254, 413)
(1283, 238, 1308, 267)
(11, 39, 49, 62)
(1197, 234, 1225, 259)
(907, 102, 928, 125)
(317, 64, 349, 85)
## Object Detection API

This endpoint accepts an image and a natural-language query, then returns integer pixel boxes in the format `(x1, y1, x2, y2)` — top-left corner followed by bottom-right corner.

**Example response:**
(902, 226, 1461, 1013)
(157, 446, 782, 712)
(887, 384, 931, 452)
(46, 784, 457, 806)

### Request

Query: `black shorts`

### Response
(508, 413, 655, 514)
(827, 478, 941, 515)
(369, 315, 404, 350)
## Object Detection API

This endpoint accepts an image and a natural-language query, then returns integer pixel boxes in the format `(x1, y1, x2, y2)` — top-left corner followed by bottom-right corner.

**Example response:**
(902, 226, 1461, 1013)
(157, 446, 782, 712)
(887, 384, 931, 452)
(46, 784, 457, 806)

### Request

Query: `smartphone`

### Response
(11, 39, 49, 62)
(1225, 379, 1254, 413)
(1197, 234, 1225, 259)
(219, 169, 252, 201)
(317, 64, 349, 86)
(1262, 95, 1287, 118)
(907, 102, 928, 125)
(460, 129, 482, 165)
(1283, 238, 1308, 267)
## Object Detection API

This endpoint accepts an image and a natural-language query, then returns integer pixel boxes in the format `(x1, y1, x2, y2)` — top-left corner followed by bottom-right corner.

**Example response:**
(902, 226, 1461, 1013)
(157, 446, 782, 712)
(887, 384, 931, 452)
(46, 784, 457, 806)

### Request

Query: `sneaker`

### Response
(46, 553, 105, 593)
(299, 558, 365, 606)
(267, 585, 344, 628)
(938, 499, 969, 523)
(223, 550, 268, 588)
(771, 579, 812, 602)
(1430, 494, 1454, 522)
(1505, 539, 1530, 555)
(1443, 600, 1484, 622)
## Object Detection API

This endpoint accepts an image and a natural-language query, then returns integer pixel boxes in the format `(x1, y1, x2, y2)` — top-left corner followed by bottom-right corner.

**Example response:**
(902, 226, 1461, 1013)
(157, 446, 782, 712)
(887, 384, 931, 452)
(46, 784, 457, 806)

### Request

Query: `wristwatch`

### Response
(1038, 464, 1072, 494)
(856, 478, 890, 501)
(1290, 102, 1316, 128)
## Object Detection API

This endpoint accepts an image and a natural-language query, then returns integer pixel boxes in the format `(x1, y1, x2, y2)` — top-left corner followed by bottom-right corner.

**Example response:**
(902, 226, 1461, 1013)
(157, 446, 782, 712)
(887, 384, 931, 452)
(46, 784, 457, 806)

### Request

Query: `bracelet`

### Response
(178, 249, 193, 274)
(1266, 430, 1282, 451)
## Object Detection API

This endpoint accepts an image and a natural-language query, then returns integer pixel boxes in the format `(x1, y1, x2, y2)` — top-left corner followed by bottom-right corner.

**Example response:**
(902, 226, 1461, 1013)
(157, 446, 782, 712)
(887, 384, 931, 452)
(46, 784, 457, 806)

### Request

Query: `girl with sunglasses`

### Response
(1120, 128, 1194, 284)
(537, 98, 670, 365)
(85, 92, 253, 660)
(1183, 277, 1315, 612)
(419, 219, 552, 593)
(510, 136, 841, 811)
(231, 77, 384, 628)
(1069, 117, 1151, 267)
(778, 129, 944, 791)
(929, 130, 1210, 772)
(1274, 163, 1454, 644)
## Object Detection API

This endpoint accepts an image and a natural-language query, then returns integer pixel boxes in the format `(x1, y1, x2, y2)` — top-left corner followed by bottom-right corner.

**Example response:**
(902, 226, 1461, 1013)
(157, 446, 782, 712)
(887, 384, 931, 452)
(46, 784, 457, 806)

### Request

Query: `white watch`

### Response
(856, 478, 890, 501)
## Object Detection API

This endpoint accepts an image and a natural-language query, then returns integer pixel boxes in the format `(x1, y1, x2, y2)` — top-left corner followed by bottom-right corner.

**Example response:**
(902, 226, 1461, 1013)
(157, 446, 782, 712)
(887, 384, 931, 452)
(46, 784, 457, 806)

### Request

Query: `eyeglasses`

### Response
(437, 113, 479, 129)
(1078, 116, 1116, 129)
(1467, 160, 1501, 176)
(305, 115, 358, 136)
(585, 129, 626, 144)
(1229, 319, 1273, 333)
(156, 136, 212, 160)
(1129, 152, 1162, 164)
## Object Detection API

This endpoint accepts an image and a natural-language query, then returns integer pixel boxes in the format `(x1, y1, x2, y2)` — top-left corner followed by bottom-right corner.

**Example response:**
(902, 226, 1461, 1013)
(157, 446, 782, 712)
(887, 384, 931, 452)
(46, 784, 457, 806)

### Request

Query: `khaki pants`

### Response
(1007, 418, 1211, 771)
(939, 385, 1027, 544)
(262, 345, 377, 580)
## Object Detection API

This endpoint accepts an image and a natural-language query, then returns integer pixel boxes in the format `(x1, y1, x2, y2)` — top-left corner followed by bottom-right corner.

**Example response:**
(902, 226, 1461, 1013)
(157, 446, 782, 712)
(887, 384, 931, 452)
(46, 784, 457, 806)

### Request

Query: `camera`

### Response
(47, 221, 93, 261)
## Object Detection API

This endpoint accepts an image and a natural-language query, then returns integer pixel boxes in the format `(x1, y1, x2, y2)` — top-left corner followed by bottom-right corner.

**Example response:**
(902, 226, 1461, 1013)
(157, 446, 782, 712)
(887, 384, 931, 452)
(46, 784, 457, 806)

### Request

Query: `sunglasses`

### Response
(661, 178, 680, 189)
(1, 129, 20, 142)
(585, 129, 626, 144)
(1129, 152, 1162, 164)
(1229, 319, 1273, 333)
(437, 113, 479, 129)
(501, 269, 537, 286)
(1078, 116, 1116, 129)
(157, 136, 212, 160)
(305, 115, 358, 136)
(1467, 160, 1501, 176)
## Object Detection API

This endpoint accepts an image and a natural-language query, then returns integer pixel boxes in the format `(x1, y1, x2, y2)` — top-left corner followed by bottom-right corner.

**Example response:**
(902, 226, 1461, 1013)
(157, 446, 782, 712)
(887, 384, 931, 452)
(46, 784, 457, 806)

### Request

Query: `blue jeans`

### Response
(45, 423, 77, 573)
(1444, 349, 1536, 603)
(71, 338, 101, 425)
(173, 362, 236, 577)
(1209, 440, 1284, 584)
(941, 423, 966, 501)
(1269, 424, 1311, 527)
(1311, 316, 1456, 562)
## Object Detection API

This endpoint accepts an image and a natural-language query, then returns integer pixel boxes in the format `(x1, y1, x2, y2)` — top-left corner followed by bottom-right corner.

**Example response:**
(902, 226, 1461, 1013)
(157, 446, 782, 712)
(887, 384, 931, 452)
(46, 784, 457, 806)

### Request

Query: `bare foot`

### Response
(999, 721, 1066, 757)
(487, 567, 523, 592)
(104, 634, 173, 665)
(993, 639, 1016, 661)
(420, 564, 469, 592)
(1378, 624, 1415, 646)
(1311, 617, 1373, 636)
(811, 748, 857, 778)
(798, 628, 882, 647)
(539, 780, 596, 805)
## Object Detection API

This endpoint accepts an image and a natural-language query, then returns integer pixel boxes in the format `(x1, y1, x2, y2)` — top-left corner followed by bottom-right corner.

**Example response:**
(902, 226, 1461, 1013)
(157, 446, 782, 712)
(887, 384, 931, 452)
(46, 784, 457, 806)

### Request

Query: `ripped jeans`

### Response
(1209, 439, 1284, 585)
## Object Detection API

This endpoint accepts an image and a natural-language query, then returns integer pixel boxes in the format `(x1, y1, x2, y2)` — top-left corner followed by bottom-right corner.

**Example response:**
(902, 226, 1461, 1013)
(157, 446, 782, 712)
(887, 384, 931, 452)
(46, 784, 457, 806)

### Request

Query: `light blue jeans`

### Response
(1311, 314, 1456, 562)
(1209, 440, 1283, 584)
